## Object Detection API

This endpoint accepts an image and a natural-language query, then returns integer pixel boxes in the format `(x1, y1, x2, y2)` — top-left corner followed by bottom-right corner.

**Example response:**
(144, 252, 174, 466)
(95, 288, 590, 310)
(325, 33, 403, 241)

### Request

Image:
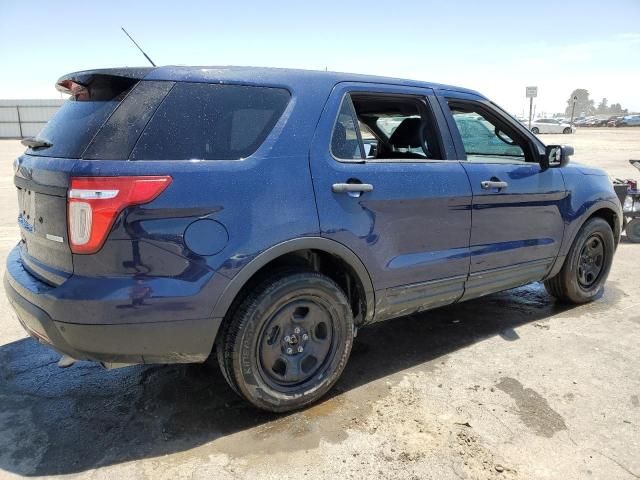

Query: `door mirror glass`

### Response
(545, 145, 573, 168)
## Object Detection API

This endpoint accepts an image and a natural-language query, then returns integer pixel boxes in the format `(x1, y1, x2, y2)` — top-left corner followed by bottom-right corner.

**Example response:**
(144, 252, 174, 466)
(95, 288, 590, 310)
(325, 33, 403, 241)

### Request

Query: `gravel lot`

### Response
(0, 129, 639, 480)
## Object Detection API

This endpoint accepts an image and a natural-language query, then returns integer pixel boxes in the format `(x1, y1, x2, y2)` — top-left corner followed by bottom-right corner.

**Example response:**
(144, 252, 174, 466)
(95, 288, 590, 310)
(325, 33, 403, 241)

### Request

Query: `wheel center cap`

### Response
(288, 334, 299, 345)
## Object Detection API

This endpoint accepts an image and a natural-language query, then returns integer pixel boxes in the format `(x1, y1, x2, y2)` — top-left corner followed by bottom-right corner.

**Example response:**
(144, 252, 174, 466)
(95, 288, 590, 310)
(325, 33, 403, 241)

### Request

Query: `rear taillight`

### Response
(68, 176, 172, 254)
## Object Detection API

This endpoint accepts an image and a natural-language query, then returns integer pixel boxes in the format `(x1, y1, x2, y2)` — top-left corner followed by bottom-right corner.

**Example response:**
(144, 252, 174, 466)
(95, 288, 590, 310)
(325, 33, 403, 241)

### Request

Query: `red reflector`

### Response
(68, 176, 172, 254)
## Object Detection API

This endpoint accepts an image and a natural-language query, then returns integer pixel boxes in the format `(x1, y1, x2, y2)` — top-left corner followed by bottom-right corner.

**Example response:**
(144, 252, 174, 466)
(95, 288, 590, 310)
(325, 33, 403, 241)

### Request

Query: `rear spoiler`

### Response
(55, 68, 154, 94)
(55, 68, 154, 99)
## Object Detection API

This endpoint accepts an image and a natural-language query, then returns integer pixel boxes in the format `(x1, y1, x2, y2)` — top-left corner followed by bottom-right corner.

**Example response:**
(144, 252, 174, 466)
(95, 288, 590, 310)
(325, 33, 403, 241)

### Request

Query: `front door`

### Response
(310, 83, 473, 322)
(443, 95, 567, 300)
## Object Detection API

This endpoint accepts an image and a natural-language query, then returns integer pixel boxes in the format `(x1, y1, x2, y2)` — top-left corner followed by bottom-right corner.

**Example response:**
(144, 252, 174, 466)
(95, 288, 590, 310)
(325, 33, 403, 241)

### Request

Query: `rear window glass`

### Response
(130, 83, 291, 160)
(27, 75, 138, 159)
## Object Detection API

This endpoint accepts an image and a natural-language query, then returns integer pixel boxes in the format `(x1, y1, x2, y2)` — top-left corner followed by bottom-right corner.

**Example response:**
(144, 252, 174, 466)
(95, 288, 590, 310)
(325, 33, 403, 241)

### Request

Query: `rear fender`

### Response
(210, 237, 375, 324)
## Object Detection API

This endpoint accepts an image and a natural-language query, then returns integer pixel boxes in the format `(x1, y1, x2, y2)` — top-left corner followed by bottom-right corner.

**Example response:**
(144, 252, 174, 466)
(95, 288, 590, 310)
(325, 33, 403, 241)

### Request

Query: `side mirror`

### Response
(542, 145, 573, 168)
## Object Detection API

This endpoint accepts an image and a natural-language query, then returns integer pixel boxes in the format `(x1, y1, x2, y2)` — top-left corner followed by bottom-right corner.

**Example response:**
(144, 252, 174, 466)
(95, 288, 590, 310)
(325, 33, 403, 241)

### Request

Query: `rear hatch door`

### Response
(15, 69, 153, 285)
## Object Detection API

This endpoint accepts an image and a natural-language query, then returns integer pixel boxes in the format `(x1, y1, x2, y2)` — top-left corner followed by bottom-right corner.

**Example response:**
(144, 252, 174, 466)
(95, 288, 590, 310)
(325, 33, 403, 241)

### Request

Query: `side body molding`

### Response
(210, 237, 376, 324)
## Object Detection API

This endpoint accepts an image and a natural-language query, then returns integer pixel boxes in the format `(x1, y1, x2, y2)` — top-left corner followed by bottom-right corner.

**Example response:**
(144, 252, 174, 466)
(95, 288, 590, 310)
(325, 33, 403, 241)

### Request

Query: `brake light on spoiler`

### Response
(68, 176, 172, 254)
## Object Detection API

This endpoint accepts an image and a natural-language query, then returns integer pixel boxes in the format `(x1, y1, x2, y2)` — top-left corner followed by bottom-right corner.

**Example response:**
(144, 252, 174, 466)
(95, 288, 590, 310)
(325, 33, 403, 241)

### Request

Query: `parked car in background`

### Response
(5, 66, 622, 412)
(530, 118, 575, 134)
(619, 115, 640, 127)
(607, 116, 626, 127)
(575, 117, 595, 126)
(583, 117, 606, 127)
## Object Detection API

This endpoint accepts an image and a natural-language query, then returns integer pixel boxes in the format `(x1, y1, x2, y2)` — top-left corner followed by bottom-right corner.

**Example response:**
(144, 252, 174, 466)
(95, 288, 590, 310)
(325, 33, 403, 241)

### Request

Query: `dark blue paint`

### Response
(183, 219, 228, 256)
(460, 161, 567, 272)
(4, 67, 622, 365)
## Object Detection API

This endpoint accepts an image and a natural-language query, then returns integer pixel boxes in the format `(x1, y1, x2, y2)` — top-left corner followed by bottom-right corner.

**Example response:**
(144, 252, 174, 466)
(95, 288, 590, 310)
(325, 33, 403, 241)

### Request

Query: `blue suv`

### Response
(5, 67, 622, 411)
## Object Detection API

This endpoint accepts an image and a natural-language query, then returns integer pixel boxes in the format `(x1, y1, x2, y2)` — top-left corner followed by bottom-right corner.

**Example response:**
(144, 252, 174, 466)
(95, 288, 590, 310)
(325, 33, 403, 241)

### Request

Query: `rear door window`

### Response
(130, 83, 290, 160)
(331, 93, 442, 162)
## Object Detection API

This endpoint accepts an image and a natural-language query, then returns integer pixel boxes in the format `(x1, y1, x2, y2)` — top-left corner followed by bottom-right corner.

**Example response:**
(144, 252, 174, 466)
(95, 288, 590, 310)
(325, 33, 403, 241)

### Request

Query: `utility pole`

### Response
(570, 95, 578, 126)
(15, 106, 23, 139)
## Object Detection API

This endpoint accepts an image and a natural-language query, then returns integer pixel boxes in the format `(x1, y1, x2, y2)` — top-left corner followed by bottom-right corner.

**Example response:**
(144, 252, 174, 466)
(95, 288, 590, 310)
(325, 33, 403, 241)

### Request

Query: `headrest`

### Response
(389, 117, 423, 148)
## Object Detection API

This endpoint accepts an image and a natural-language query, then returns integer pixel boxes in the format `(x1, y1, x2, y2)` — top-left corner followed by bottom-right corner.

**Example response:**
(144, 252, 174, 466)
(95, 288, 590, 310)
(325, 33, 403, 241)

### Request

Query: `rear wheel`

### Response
(216, 271, 354, 412)
(626, 218, 640, 243)
(544, 217, 614, 303)
(563, 127, 572, 134)
(531, 127, 540, 134)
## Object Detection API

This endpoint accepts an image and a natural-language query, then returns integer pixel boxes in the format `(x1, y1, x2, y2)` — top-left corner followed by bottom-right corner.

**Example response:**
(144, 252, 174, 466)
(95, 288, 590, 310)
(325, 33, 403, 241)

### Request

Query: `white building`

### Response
(0, 99, 64, 138)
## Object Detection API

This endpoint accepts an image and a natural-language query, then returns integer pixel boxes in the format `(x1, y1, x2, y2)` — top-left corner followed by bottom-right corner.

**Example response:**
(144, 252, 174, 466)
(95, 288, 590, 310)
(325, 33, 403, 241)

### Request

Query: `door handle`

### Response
(332, 183, 374, 194)
(481, 180, 508, 190)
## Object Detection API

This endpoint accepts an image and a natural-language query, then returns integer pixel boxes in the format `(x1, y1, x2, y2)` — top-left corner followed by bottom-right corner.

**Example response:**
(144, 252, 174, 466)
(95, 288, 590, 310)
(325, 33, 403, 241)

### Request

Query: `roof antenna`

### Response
(121, 27, 156, 67)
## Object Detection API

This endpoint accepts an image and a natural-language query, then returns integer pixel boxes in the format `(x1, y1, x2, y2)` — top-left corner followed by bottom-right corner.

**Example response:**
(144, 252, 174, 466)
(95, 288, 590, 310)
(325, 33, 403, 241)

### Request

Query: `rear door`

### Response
(441, 94, 566, 299)
(310, 83, 472, 322)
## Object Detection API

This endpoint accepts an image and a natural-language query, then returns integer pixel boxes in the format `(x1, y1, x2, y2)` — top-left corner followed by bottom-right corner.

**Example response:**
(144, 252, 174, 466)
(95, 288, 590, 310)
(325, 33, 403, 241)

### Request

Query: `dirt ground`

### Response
(0, 128, 639, 480)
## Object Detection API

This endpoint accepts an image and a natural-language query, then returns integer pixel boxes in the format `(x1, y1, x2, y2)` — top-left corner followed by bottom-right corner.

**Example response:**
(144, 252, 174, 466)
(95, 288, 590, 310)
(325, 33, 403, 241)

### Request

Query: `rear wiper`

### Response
(21, 137, 52, 149)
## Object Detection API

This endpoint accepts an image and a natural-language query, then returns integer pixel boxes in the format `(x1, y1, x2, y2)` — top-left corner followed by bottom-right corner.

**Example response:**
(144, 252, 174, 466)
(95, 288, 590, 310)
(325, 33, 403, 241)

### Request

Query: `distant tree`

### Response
(565, 89, 595, 117)
(609, 103, 628, 115)
(597, 98, 608, 114)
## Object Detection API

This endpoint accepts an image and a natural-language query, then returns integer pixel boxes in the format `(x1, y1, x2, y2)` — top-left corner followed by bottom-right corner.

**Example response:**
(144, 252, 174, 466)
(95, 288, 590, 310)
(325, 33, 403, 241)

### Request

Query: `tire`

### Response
(563, 127, 572, 134)
(216, 270, 354, 412)
(544, 217, 615, 304)
(531, 127, 540, 134)
(626, 218, 640, 243)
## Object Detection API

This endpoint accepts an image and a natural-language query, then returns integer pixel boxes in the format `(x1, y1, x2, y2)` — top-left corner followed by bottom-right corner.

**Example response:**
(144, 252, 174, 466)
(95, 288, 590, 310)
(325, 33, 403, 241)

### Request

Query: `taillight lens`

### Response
(68, 176, 172, 254)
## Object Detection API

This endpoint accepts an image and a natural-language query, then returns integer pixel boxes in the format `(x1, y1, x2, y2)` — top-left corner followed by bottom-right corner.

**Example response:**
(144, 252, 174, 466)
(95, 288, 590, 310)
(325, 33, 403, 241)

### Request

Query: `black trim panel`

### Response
(373, 275, 466, 323)
(462, 258, 553, 301)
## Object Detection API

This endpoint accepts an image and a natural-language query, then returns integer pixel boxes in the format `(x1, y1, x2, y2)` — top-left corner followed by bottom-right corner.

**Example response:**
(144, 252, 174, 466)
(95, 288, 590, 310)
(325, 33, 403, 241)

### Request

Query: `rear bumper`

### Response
(4, 245, 222, 364)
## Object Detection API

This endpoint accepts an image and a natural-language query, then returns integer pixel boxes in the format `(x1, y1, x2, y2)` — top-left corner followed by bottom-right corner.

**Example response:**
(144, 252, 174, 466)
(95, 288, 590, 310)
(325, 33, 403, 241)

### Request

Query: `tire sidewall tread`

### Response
(218, 270, 354, 412)
(546, 217, 614, 304)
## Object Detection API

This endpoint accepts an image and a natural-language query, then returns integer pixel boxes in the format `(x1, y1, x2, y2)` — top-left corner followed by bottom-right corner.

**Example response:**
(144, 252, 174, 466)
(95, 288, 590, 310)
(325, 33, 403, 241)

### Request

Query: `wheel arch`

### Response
(587, 205, 621, 245)
(563, 199, 621, 251)
(547, 200, 621, 280)
(210, 237, 376, 327)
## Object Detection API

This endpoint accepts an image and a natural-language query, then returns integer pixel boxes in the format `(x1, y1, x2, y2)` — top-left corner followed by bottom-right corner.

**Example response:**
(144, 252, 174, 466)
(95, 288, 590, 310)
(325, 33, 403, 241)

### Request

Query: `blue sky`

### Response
(1, 0, 639, 114)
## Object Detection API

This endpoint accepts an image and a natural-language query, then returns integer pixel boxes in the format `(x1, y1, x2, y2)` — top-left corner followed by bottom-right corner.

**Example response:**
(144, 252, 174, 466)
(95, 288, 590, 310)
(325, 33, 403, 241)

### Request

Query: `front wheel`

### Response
(544, 217, 614, 303)
(216, 271, 354, 412)
(563, 127, 572, 134)
(531, 127, 540, 134)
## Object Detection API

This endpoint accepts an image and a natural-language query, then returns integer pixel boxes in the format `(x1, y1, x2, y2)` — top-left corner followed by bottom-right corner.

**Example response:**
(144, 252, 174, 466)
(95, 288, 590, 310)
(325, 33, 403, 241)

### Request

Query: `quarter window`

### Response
(331, 96, 363, 160)
(131, 83, 290, 160)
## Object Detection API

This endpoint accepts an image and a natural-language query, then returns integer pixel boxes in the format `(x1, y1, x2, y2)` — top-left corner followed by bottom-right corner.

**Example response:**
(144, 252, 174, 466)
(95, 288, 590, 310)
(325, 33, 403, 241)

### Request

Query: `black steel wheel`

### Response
(544, 217, 615, 304)
(258, 299, 335, 388)
(577, 234, 605, 287)
(217, 270, 354, 412)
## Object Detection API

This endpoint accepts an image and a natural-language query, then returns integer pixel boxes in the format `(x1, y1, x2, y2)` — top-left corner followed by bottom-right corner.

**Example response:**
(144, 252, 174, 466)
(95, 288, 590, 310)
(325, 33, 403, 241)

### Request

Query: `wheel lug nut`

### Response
(284, 336, 290, 342)
(294, 327, 301, 334)
(302, 334, 308, 340)
(286, 347, 293, 354)
(297, 346, 304, 353)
